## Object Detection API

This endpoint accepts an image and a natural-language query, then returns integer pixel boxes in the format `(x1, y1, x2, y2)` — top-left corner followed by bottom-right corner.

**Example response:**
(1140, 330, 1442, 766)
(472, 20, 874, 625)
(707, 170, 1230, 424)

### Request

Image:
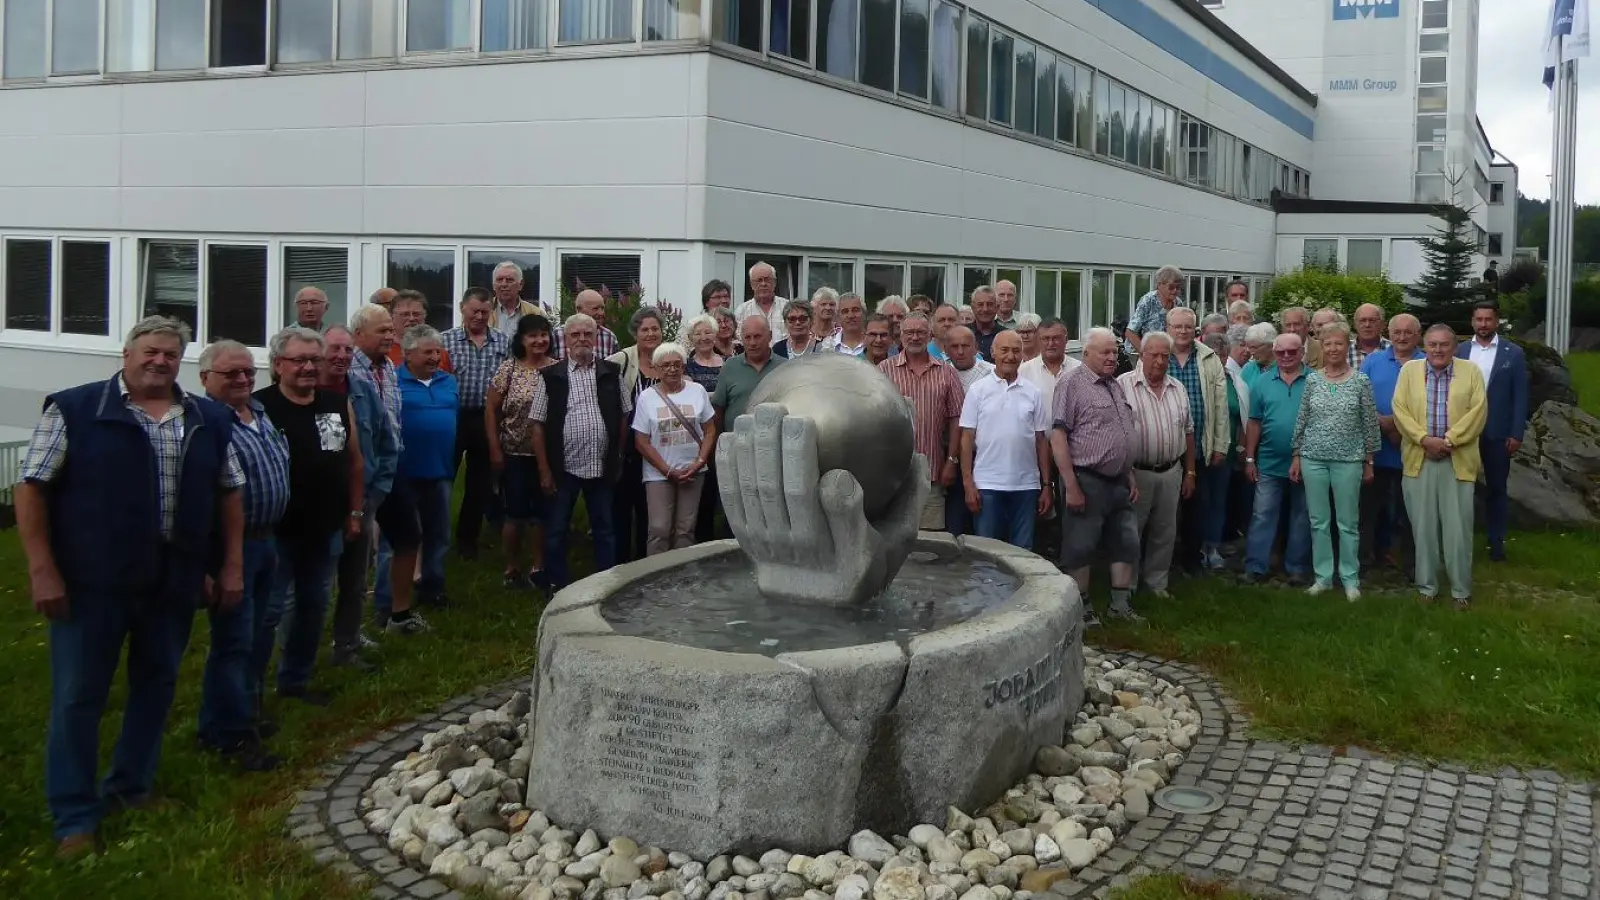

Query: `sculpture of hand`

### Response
(716, 403, 930, 607)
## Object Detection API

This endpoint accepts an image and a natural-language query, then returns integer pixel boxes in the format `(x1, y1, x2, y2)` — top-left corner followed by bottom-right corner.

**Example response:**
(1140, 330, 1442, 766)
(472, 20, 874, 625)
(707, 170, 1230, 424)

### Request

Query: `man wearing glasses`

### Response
(293, 287, 331, 332)
(255, 327, 365, 707)
(1241, 333, 1312, 585)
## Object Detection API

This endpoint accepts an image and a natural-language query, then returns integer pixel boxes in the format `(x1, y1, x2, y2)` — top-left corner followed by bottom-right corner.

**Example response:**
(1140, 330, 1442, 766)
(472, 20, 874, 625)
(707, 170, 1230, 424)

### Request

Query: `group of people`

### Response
(17, 257, 1528, 859)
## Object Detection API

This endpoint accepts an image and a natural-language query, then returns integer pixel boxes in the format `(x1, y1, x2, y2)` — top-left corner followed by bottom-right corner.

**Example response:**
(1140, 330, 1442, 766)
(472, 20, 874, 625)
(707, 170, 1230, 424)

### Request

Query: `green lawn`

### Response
(1567, 350, 1599, 416)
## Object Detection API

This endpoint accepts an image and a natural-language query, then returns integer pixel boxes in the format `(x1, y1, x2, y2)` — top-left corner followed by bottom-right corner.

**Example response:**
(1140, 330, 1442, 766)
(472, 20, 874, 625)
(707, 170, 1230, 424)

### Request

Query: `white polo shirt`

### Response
(958, 373, 1050, 492)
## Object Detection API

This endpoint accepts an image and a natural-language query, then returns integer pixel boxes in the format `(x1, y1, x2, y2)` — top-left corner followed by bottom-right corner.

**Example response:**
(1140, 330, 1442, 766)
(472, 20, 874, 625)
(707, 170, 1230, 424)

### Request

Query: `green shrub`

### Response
(554, 282, 685, 350)
(1257, 266, 1408, 325)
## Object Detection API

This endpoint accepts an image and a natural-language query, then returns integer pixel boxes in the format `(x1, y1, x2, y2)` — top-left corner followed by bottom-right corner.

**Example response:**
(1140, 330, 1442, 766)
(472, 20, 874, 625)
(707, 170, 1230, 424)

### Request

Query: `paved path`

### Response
(289, 653, 1598, 900)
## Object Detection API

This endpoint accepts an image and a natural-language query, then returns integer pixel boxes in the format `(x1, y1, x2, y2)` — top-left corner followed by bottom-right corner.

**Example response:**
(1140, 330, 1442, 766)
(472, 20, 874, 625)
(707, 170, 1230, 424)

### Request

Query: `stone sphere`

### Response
(746, 353, 914, 519)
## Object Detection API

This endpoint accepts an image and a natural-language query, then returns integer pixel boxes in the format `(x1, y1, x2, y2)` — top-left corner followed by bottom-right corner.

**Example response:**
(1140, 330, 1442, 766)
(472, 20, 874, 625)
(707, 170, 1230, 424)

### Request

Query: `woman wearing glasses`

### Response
(632, 343, 719, 555)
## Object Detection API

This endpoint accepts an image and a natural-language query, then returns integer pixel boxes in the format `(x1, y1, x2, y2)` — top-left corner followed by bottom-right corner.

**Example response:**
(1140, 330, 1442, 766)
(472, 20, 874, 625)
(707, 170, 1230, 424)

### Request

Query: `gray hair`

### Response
(295, 286, 329, 304)
(1244, 322, 1278, 346)
(1083, 326, 1119, 347)
(1155, 265, 1186, 286)
(1228, 299, 1254, 320)
(711, 307, 737, 326)
(1141, 330, 1175, 352)
(198, 339, 251, 373)
(268, 326, 326, 366)
(323, 324, 353, 342)
(684, 313, 718, 337)
(1015, 312, 1042, 330)
(1425, 322, 1457, 342)
(748, 260, 776, 279)
(783, 298, 813, 319)
(837, 291, 864, 307)
(1201, 312, 1229, 331)
(1318, 321, 1353, 344)
(811, 286, 839, 305)
(651, 341, 688, 365)
(970, 285, 996, 303)
(1225, 323, 1250, 349)
(877, 295, 908, 314)
(124, 315, 193, 353)
(400, 324, 442, 353)
(1166, 306, 1198, 326)
(628, 306, 664, 336)
(1202, 333, 1229, 356)
(564, 313, 597, 331)
(1279, 305, 1309, 324)
(493, 260, 523, 280)
(350, 303, 391, 333)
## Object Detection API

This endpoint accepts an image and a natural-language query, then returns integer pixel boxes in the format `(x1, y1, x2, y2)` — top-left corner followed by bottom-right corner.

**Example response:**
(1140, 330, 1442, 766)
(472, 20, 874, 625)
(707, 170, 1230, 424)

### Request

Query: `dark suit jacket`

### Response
(1455, 338, 1529, 441)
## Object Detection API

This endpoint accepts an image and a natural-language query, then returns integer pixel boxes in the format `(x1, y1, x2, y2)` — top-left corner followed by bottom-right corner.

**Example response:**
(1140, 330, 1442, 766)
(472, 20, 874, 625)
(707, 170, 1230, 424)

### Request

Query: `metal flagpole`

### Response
(1551, 59, 1578, 355)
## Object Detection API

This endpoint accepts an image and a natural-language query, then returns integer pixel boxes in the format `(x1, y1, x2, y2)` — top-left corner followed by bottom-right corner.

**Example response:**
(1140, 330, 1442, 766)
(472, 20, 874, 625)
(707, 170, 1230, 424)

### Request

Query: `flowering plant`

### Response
(558, 280, 683, 350)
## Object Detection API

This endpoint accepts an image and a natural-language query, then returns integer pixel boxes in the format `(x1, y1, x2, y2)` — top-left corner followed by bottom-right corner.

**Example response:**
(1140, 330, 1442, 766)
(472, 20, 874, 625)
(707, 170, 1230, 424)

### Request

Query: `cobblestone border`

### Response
(290, 654, 1599, 900)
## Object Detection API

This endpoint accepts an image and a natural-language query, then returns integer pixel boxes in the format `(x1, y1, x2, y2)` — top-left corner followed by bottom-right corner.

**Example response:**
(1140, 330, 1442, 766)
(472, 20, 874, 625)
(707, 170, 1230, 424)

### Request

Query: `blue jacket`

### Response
(347, 371, 398, 501)
(42, 375, 234, 599)
(1455, 338, 1529, 441)
(397, 366, 459, 480)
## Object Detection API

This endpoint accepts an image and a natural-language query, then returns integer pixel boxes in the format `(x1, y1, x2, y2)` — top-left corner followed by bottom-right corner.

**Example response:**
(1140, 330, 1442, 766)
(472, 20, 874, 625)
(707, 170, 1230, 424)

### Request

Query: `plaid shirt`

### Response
(1425, 362, 1454, 439)
(20, 377, 246, 540)
(352, 347, 402, 451)
(440, 327, 510, 409)
(227, 398, 292, 532)
(1350, 336, 1391, 371)
(528, 359, 633, 479)
(553, 325, 620, 360)
(1169, 350, 1206, 449)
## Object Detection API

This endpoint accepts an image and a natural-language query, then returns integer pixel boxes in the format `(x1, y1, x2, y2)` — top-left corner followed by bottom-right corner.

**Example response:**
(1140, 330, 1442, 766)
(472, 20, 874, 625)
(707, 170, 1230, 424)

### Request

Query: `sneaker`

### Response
(386, 612, 432, 635)
(502, 571, 530, 590)
(1107, 605, 1147, 624)
(1203, 549, 1227, 571)
(358, 631, 379, 650)
(1345, 586, 1362, 602)
(1453, 596, 1472, 611)
(1082, 609, 1104, 629)
(1306, 581, 1331, 596)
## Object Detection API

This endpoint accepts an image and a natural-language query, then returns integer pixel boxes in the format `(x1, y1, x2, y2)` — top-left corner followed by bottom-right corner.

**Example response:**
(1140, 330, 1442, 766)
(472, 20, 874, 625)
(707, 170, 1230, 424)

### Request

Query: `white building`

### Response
(0, 0, 1502, 429)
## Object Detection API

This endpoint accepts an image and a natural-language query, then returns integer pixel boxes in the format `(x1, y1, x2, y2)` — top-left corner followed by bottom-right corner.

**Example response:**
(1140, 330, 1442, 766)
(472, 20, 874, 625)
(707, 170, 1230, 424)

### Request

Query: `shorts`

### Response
(500, 454, 545, 523)
(374, 477, 423, 554)
(1060, 468, 1140, 570)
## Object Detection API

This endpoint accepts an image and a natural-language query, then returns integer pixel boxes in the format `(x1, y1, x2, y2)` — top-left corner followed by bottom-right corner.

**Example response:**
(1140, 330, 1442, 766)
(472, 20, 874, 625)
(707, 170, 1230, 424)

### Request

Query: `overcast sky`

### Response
(1478, 0, 1595, 202)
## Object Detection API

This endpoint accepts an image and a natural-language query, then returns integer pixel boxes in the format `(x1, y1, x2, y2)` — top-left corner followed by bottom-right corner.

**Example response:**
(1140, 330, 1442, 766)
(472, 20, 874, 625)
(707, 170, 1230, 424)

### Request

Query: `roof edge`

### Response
(1168, 0, 1320, 108)
(1273, 195, 1441, 216)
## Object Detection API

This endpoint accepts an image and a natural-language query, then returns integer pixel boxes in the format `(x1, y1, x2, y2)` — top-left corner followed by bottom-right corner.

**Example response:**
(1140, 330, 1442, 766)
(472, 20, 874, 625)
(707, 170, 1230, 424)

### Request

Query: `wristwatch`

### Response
(1244, 457, 1256, 464)
(349, 509, 365, 519)
(946, 456, 959, 466)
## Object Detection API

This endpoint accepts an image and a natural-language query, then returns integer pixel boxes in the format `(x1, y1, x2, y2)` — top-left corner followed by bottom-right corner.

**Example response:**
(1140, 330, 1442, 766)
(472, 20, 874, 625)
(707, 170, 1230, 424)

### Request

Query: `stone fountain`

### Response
(528, 353, 1084, 860)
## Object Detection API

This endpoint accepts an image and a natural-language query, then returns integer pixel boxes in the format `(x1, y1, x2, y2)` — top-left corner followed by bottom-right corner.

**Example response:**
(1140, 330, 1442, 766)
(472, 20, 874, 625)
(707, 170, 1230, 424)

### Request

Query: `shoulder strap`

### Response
(654, 383, 703, 444)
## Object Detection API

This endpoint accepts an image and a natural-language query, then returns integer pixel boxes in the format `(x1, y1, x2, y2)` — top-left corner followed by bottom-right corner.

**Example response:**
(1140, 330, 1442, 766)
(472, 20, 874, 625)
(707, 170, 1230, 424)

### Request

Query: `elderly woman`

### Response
(811, 287, 841, 347)
(608, 307, 667, 564)
(682, 314, 727, 542)
(632, 342, 719, 555)
(1239, 321, 1278, 386)
(701, 279, 732, 312)
(774, 299, 823, 357)
(877, 295, 910, 345)
(712, 307, 740, 358)
(395, 324, 459, 621)
(1224, 324, 1251, 375)
(1291, 322, 1380, 600)
(1228, 299, 1255, 326)
(958, 304, 976, 326)
(1013, 312, 1042, 360)
(1203, 331, 1253, 563)
(1126, 264, 1185, 352)
(486, 314, 557, 589)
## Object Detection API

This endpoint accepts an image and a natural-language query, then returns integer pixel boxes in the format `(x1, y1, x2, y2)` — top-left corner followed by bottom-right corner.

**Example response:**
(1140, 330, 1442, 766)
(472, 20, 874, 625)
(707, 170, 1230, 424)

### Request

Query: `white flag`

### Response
(1546, 0, 1591, 88)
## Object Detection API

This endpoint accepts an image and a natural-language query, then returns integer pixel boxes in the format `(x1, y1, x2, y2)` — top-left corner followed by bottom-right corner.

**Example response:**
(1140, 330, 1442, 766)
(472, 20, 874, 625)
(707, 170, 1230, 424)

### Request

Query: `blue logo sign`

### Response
(1333, 0, 1399, 20)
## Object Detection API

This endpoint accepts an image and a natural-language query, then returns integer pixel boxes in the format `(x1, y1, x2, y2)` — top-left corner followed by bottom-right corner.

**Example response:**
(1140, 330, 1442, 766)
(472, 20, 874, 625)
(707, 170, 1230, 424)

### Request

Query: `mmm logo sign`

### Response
(1333, 0, 1400, 20)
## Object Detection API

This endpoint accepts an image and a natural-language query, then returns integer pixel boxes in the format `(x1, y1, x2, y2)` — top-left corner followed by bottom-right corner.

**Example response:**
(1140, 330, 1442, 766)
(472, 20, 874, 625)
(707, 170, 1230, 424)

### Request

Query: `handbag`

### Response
(654, 383, 705, 446)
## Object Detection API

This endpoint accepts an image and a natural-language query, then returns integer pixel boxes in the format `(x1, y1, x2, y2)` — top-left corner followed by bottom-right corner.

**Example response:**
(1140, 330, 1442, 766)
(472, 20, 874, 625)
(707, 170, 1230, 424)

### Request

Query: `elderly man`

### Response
(256, 327, 364, 707)
(969, 286, 1008, 360)
(369, 287, 398, 312)
(388, 291, 453, 371)
(863, 314, 895, 367)
(995, 280, 1020, 328)
(294, 287, 330, 331)
(774, 299, 825, 357)
(394, 326, 458, 619)
(1126, 265, 1186, 353)
(1458, 299, 1528, 563)
(711, 316, 786, 429)
(196, 340, 289, 771)
(735, 261, 787, 335)
(1118, 331, 1196, 598)
(18, 316, 244, 856)
(834, 292, 868, 355)
(319, 325, 399, 669)
(1395, 324, 1488, 607)
(1239, 322, 1278, 387)
(1350, 304, 1390, 369)
(1303, 308, 1344, 370)
(1165, 307, 1230, 571)
(488, 261, 544, 338)
(881, 313, 965, 530)
(1361, 313, 1422, 568)
(960, 331, 1052, 547)
(554, 288, 620, 359)
(930, 303, 960, 361)
(1052, 328, 1141, 625)
(945, 325, 995, 389)
(1019, 318, 1080, 415)
(441, 287, 511, 560)
(1243, 333, 1312, 585)
(531, 313, 631, 593)
(878, 295, 910, 348)
(1200, 313, 1229, 340)
(1279, 306, 1310, 343)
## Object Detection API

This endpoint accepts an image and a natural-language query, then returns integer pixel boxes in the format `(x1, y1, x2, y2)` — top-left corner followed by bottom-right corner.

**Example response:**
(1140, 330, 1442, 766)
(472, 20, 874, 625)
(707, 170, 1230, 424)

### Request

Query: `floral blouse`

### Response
(1291, 370, 1381, 463)
(490, 360, 548, 455)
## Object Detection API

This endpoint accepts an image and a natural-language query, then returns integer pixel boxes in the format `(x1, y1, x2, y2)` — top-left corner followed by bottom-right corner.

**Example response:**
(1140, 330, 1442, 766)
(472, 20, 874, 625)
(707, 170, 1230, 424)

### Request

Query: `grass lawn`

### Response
(1567, 350, 1599, 416)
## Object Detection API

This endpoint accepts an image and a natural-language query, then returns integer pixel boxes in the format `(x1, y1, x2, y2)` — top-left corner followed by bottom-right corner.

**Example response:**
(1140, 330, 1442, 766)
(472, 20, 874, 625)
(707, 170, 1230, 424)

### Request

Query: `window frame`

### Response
(0, 233, 122, 350)
(135, 236, 275, 351)
(282, 241, 358, 331)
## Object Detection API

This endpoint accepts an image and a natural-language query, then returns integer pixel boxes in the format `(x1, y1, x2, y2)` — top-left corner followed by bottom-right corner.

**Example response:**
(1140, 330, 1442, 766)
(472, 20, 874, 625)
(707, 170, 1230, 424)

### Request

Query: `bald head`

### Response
(574, 289, 605, 319)
(990, 329, 1023, 376)
(1273, 333, 1304, 372)
(369, 287, 397, 310)
(740, 314, 773, 362)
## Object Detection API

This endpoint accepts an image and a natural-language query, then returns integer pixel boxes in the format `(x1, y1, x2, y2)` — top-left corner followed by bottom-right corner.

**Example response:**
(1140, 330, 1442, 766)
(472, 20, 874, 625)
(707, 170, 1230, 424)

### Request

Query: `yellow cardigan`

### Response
(1390, 358, 1488, 481)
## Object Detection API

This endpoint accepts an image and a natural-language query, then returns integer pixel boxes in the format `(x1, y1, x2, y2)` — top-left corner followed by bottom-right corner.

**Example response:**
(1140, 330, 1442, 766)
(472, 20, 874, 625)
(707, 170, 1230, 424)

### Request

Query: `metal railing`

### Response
(0, 440, 28, 507)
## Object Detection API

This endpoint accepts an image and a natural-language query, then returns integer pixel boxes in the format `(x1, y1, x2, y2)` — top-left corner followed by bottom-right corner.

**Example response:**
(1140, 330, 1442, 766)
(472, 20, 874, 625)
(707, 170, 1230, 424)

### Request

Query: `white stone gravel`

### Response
(360, 649, 1197, 900)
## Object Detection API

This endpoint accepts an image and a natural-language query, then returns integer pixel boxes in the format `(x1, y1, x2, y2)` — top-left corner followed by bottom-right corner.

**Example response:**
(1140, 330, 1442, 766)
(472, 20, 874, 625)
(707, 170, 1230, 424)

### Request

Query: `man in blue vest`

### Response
(1457, 299, 1528, 562)
(15, 316, 245, 859)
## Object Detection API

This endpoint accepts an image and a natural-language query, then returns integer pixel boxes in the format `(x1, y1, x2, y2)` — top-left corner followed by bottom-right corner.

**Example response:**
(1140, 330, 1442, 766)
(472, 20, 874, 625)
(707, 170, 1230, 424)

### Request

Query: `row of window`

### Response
(1412, 1, 1452, 204)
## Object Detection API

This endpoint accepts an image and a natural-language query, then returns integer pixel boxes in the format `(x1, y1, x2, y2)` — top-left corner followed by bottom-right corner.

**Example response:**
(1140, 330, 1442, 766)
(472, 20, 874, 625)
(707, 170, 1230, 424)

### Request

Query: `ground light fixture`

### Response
(1152, 785, 1226, 815)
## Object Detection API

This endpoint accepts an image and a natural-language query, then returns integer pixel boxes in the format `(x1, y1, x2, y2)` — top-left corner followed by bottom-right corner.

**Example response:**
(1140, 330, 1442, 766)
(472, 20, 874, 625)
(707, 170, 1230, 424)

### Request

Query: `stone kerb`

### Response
(527, 533, 1082, 860)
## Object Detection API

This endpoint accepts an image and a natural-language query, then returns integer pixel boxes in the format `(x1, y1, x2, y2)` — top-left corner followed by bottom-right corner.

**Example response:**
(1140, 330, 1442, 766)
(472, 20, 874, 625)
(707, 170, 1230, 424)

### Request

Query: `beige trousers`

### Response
(1131, 465, 1183, 591)
(920, 486, 947, 531)
(645, 478, 706, 556)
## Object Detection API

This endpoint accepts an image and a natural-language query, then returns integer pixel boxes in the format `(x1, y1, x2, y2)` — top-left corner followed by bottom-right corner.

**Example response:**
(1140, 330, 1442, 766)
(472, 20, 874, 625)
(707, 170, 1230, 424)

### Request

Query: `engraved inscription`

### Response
(596, 688, 714, 824)
(981, 635, 1070, 718)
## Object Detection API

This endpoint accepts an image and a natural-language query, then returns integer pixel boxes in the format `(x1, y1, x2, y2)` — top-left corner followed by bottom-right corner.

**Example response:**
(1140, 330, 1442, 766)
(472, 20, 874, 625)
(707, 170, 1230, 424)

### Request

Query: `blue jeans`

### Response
(544, 473, 616, 590)
(1199, 461, 1233, 547)
(372, 535, 393, 621)
(273, 533, 340, 694)
(47, 586, 197, 839)
(975, 489, 1039, 549)
(199, 536, 277, 746)
(1245, 474, 1311, 577)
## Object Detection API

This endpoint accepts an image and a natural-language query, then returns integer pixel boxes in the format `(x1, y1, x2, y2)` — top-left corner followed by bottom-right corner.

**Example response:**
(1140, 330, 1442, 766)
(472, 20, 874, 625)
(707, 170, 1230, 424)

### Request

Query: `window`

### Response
(1417, 85, 1448, 112)
(4, 0, 46, 78)
(1152, 105, 1169, 174)
(988, 31, 1012, 126)
(1490, 182, 1505, 204)
(207, 244, 268, 345)
(106, 0, 205, 71)
(1055, 61, 1076, 145)
(1419, 56, 1447, 85)
(963, 17, 987, 118)
(1033, 49, 1053, 139)
(53, 0, 102, 74)
(1108, 82, 1125, 160)
(340, 0, 397, 58)
(1093, 72, 1109, 155)
(1058, 270, 1080, 334)
(1488, 233, 1504, 256)
(278, 0, 336, 61)
(484, 0, 549, 49)
(142, 240, 200, 333)
(1033, 270, 1058, 319)
(408, 0, 471, 49)
(212, 0, 268, 66)
(864, 262, 905, 304)
(1134, 94, 1151, 169)
(769, 0, 809, 60)
(1421, 0, 1448, 29)
(909, 264, 945, 303)
(808, 260, 855, 295)
(386, 248, 456, 330)
(158, 0, 208, 68)
(817, 0, 857, 78)
(1418, 32, 1448, 52)
(898, 0, 930, 99)
(742, 253, 800, 300)
(1415, 115, 1445, 143)
(962, 266, 991, 299)
(859, 0, 895, 90)
(1347, 240, 1383, 275)
(560, 253, 641, 298)
(467, 250, 540, 305)
(3, 240, 51, 331)
(1014, 41, 1035, 135)
(1089, 270, 1109, 327)
(284, 246, 349, 329)
(929, 2, 959, 111)
(714, 0, 761, 51)
(1302, 239, 1338, 268)
(61, 241, 112, 335)
(558, 0, 631, 42)
(1417, 146, 1444, 173)
(1415, 174, 1449, 203)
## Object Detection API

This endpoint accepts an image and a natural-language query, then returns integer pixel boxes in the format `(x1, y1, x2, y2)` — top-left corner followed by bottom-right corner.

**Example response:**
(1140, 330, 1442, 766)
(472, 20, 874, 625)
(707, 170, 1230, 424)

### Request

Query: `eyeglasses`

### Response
(1273, 349, 1300, 357)
(785, 315, 811, 324)
(282, 356, 324, 367)
(207, 368, 257, 381)
(657, 361, 685, 370)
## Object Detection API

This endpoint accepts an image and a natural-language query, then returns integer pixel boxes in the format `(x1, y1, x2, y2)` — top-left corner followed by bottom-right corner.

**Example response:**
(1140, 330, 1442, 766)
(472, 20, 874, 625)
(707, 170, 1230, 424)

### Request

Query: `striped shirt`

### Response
(352, 347, 403, 450)
(226, 399, 292, 532)
(440, 326, 510, 409)
(952, 359, 996, 390)
(879, 354, 965, 477)
(528, 360, 633, 479)
(734, 297, 787, 336)
(1425, 362, 1453, 439)
(553, 325, 620, 361)
(20, 378, 246, 539)
(1052, 365, 1137, 478)
(1116, 369, 1193, 467)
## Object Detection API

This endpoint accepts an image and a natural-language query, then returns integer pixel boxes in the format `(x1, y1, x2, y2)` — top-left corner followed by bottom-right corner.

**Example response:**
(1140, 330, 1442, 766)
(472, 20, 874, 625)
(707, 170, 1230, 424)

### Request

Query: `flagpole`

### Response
(1548, 57, 1577, 355)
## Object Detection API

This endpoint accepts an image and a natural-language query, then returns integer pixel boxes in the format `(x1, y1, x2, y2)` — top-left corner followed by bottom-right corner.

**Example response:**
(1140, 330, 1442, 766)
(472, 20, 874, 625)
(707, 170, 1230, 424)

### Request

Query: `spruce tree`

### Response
(1407, 197, 1481, 331)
